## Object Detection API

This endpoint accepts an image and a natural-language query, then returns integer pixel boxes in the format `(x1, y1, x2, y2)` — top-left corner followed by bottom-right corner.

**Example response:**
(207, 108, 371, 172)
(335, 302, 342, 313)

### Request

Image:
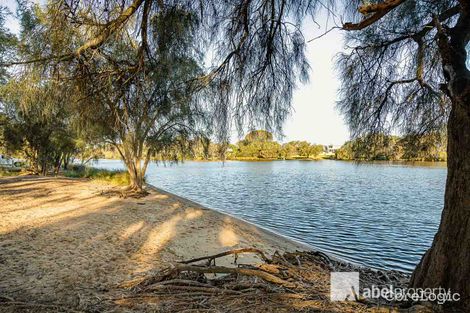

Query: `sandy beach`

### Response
(0, 175, 432, 313)
(0, 175, 310, 310)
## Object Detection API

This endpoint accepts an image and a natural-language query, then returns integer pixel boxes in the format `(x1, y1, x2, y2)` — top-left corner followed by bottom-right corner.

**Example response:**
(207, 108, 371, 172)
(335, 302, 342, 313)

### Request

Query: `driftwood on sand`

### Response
(110, 248, 425, 313)
(1, 247, 431, 312)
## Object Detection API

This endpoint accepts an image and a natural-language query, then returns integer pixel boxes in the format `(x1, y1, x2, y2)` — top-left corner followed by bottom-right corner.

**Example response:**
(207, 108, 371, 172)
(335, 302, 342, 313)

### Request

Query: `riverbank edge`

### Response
(145, 183, 311, 250)
(144, 182, 367, 270)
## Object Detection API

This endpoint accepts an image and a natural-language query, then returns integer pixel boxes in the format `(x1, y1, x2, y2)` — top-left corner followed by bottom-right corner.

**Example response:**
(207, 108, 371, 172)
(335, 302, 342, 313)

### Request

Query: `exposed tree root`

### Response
(113, 248, 425, 312)
(99, 186, 149, 199)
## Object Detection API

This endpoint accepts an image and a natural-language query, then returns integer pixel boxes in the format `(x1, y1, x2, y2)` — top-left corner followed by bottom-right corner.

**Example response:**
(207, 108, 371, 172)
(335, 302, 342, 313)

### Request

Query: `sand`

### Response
(0, 175, 308, 310)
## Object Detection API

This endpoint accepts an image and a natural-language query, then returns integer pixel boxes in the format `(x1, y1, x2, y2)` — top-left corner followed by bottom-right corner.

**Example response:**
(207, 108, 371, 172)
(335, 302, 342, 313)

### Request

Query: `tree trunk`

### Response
(127, 158, 145, 192)
(411, 8, 470, 310)
(54, 155, 61, 176)
(28, 149, 39, 175)
(410, 93, 470, 311)
(32, 157, 39, 175)
(63, 155, 70, 170)
(40, 154, 48, 176)
(116, 134, 149, 193)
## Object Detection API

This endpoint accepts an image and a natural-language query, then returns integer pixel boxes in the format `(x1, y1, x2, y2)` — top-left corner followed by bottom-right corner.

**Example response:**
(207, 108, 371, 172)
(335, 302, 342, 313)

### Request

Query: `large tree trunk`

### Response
(127, 157, 146, 192)
(411, 7, 470, 310)
(116, 133, 150, 193)
(410, 92, 470, 311)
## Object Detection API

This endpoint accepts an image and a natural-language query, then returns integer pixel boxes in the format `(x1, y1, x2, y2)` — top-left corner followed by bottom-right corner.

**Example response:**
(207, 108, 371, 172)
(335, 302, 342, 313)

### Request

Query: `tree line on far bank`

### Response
(217, 131, 447, 162)
(97, 130, 448, 162)
(97, 129, 324, 161)
(335, 133, 447, 162)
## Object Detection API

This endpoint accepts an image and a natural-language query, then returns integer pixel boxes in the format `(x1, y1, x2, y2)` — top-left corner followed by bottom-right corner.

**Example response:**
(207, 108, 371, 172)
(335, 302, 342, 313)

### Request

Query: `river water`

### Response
(93, 159, 446, 273)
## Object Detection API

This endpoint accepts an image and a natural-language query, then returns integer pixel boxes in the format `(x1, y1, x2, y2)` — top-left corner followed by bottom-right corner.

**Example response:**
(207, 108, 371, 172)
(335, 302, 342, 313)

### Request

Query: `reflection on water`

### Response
(94, 159, 446, 273)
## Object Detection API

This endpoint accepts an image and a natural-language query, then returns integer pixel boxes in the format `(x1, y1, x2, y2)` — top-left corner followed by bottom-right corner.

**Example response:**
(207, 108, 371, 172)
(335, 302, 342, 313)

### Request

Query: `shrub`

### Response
(64, 166, 131, 186)
(0, 167, 21, 176)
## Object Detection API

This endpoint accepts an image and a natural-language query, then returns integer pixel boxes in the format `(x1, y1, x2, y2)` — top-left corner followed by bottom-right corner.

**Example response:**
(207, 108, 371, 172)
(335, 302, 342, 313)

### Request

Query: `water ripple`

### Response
(94, 159, 446, 273)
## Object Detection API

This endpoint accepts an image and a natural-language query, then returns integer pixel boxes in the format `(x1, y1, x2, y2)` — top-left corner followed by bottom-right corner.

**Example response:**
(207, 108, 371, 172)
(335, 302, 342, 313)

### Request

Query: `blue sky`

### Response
(3, 0, 350, 145)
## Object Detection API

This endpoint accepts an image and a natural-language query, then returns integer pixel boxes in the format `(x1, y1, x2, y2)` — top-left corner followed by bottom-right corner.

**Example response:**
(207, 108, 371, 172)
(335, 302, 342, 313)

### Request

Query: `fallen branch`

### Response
(145, 279, 215, 289)
(144, 284, 242, 295)
(174, 264, 297, 289)
(180, 248, 271, 265)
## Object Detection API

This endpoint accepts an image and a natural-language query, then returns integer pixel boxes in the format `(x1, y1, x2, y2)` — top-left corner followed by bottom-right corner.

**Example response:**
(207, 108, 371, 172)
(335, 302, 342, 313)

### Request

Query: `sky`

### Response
(2, 0, 350, 146)
(283, 19, 349, 146)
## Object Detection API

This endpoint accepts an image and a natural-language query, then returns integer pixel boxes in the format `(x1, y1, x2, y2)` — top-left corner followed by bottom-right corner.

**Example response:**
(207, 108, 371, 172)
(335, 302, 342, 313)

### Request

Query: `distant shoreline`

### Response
(96, 157, 447, 165)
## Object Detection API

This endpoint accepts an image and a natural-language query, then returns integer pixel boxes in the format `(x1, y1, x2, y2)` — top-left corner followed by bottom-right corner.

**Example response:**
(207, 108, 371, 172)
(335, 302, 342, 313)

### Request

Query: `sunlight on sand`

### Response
(152, 194, 170, 200)
(218, 219, 240, 247)
(131, 208, 205, 272)
(185, 208, 203, 220)
(0, 196, 112, 234)
(121, 221, 145, 240)
(132, 215, 182, 271)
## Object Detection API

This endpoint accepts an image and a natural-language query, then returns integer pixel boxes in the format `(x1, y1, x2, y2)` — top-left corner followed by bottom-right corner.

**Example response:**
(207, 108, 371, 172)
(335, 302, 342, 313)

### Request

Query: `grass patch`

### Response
(64, 166, 130, 186)
(0, 166, 22, 177)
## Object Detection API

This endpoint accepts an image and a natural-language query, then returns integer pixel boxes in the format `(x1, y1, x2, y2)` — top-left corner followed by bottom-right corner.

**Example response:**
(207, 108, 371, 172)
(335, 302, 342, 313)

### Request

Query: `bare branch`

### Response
(180, 248, 271, 264)
(358, 0, 407, 15)
(414, 37, 440, 96)
(343, 0, 406, 31)
(348, 5, 460, 51)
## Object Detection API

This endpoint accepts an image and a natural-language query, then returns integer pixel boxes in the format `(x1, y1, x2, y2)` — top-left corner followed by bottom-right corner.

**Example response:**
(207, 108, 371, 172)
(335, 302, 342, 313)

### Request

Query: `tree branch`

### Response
(357, 0, 407, 15)
(1, 0, 144, 66)
(343, 0, 406, 30)
(180, 248, 271, 264)
(348, 5, 460, 50)
(414, 37, 440, 95)
(75, 0, 144, 56)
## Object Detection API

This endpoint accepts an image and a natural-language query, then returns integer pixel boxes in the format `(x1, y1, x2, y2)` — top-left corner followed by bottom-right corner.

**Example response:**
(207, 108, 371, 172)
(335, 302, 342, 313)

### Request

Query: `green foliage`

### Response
(334, 141, 354, 161)
(1, 0, 317, 188)
(231, 130, 279, 159)
(0, 6, 17, 84)
(279, 141, 324, 159)
(335, 133, 447, 162)
(226, 131, 324, 160)
(181, 138, 228, 161)
(73, 139, 104, 165)
(244, 130, 274, 142)
(66, 6, 208, 190)
(63, 166, 130, 186)
(0, 4, 85, 175)
(0, 75, 75, 174)
(235, 140, 282, 159)
(399, 133, 447, 162)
